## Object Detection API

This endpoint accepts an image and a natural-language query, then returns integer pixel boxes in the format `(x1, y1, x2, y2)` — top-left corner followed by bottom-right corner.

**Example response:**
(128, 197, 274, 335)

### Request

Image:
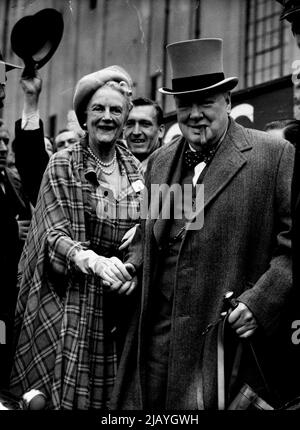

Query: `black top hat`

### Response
(10, 8, 64, 76)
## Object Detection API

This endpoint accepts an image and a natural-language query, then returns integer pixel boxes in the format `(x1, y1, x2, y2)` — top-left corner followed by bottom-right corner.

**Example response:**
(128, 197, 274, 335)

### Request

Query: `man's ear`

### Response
(158, 124, 165, 139)
(225, 91, 232, 114)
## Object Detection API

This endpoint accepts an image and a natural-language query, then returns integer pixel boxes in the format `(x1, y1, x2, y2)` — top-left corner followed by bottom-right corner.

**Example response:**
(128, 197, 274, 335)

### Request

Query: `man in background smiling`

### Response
(124, 97, 165, 174)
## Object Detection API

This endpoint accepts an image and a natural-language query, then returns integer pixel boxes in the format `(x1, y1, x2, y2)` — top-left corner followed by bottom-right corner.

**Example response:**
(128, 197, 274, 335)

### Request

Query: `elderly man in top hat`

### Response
(110, 38, 295, 410)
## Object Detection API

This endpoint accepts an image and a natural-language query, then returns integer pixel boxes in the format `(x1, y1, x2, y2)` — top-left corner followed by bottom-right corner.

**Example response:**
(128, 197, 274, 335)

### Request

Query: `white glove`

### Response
(72, 249, 101, 274)
(72, 250, 133, 285)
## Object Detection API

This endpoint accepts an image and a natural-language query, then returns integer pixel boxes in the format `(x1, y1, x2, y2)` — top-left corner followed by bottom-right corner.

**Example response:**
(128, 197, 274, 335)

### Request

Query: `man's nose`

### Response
(133, 122, 141, 135)
(190, 104, 204, 120)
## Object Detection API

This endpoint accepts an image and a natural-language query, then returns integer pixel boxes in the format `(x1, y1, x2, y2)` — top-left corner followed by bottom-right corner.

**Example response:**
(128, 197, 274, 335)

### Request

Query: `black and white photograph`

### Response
(1, 0, 300, 421)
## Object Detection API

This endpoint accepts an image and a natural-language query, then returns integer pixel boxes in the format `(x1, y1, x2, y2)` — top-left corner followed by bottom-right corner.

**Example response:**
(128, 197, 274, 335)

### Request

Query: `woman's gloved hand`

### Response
(73, 249, 134, 287)
(93, 256, 133, 284)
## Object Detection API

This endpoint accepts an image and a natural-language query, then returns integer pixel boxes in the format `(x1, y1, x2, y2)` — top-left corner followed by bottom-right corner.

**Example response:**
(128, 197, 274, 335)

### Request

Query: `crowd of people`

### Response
(0, 0, 300, 411)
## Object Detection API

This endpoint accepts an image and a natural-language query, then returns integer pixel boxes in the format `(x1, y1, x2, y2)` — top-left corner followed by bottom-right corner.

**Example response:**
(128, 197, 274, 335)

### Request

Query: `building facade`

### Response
(0, 0, 299, 138)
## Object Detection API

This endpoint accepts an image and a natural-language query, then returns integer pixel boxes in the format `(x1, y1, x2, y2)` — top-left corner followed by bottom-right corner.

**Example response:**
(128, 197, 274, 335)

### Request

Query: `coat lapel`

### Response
(152, 137, 186, 246)
(151, 120, 252, 241)
(185, 119, 252, 231)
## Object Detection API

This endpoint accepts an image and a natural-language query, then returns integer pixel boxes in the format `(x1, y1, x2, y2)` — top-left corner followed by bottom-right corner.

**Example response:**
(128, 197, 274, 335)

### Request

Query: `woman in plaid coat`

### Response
(10, 66, 143, 409)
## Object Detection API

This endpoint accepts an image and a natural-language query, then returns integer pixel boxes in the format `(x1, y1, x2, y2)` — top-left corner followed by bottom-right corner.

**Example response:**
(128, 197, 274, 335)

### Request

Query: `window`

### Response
(245, 0, 293, 87)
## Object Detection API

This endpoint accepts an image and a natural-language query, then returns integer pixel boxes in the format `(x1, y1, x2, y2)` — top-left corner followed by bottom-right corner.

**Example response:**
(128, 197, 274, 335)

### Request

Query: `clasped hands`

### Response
(73, 249, 137, 296)
(95, 256, 137, 296)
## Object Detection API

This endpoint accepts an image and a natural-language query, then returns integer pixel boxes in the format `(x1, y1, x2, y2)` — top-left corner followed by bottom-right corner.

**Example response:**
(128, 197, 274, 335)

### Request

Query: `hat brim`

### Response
(4, 61, 22, 71)
(159, 77, 238, 95)
(280, 8, 300, 21)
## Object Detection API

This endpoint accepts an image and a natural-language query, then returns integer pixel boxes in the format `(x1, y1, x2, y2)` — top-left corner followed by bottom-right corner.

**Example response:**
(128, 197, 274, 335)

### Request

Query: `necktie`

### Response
(184, 145, 217, 169)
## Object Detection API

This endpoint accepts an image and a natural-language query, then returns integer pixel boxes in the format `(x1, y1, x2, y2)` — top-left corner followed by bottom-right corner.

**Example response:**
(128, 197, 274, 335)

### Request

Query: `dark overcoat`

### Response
(0, 167, 31, 388)
(110, 119, 295, 409)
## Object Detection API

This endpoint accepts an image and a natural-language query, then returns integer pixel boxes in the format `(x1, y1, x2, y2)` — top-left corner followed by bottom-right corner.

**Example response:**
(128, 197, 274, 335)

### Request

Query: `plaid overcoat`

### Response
(10, 139, 143, 409)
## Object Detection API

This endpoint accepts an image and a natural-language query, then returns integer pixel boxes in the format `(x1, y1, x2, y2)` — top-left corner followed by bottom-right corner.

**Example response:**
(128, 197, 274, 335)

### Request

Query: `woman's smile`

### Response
(86, 86, 127, 150)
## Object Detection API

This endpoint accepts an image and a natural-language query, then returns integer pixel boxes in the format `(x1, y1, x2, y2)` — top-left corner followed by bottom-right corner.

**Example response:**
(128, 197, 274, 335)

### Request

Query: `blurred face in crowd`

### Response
(55, 130, 79, 152)
(175, 90, 231, 149)
(0, 128, 9, 170)
(124, 105, 165, 161)
(86, 86, 128, 148)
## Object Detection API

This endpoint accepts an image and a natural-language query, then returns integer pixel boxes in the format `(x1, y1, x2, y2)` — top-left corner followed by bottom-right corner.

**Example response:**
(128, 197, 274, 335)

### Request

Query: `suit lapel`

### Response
(185, 119, 252, 231)
(151, 120, 252, 241)
(152, 137, 186, 246)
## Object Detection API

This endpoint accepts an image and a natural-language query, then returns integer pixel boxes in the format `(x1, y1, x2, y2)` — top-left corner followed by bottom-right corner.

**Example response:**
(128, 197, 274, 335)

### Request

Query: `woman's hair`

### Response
(98, 80, 133, 112)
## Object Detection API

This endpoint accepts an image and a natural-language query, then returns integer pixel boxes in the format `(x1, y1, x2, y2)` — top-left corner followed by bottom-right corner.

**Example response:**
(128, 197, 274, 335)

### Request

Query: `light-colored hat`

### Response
(73, 65, 133, 127)
(159, 38, 238, 95)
